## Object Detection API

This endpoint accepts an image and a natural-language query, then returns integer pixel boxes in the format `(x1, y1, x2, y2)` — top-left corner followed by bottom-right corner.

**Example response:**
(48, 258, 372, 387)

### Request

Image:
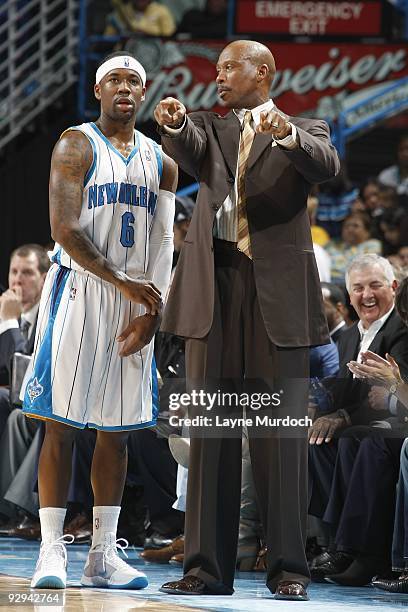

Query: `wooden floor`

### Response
(0, 574, 201, 611)
(1, 538, 408, 611)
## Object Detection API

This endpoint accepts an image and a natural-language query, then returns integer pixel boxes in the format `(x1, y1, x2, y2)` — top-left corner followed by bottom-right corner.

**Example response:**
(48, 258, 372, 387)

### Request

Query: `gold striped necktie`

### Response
(237, 110, 255, 259)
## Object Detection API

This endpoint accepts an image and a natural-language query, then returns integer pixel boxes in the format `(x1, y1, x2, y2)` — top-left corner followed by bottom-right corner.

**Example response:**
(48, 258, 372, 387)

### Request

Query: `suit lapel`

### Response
(213, 113, 241, 177)
(367, 311, 395, 354)
(247, 132, 273, 169)
(247, 105, 289, 169)
(340, 325, 360, 378)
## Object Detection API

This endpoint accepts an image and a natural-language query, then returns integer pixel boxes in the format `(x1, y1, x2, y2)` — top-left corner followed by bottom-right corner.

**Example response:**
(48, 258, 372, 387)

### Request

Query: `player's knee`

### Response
(96, 430, 129, 455)
(45, 419, 76, 444)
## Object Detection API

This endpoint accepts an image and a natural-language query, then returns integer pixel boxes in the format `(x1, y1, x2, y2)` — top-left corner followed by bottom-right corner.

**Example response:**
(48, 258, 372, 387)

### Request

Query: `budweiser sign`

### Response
(236, 1, 383, 36)
(128, 40, 408, 124)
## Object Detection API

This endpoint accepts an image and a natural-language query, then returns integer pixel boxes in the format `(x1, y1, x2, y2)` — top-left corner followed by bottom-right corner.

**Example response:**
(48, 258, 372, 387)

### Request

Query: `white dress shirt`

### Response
(0, 301, 39, 339)
(356, 306, 394, 365)
(164, 99, 298, 242)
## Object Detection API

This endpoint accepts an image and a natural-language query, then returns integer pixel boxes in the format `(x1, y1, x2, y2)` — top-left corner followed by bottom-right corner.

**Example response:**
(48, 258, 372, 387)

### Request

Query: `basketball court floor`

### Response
(0, 537, 407, 611)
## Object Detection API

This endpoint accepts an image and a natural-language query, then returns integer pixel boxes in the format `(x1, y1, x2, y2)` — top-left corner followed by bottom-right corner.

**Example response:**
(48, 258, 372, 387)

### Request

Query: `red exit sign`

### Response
(236, 1, 383, 36)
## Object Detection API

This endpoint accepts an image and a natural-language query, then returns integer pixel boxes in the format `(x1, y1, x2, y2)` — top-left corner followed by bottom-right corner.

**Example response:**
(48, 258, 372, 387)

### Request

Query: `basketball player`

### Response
(22, 51, 177, 589)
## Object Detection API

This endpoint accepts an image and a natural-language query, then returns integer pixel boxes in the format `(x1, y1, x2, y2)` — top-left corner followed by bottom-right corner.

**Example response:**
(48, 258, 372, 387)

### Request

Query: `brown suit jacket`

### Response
(160, 109, 340, 347)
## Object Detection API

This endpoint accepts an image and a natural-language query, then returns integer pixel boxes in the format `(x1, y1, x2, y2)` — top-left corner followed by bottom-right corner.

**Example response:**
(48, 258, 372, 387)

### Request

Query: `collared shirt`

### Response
(356, 305, 394, 366)
(0, 301, 39, 339)
(330, 320, 346, 338)
(164, 99, 298, 242)
(215, 99, 297, 241)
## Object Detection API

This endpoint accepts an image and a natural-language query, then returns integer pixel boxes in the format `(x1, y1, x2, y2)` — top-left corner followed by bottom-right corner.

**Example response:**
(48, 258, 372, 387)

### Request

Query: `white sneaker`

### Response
(81, 538, 148, 589)
(31, 535, 74, 589)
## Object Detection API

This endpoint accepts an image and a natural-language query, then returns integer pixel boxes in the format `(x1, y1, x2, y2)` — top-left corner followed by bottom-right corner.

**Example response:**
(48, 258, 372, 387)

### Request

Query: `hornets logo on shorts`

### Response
(27, 377, 44, 403)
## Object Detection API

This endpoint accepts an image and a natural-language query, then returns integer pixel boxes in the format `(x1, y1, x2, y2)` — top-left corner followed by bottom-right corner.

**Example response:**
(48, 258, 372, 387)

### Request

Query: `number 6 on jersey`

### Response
(121, 211, 135, 247)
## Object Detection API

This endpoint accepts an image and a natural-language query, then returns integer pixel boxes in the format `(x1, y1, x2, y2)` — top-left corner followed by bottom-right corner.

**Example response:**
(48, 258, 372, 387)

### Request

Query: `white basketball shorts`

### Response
(22, 264, 158, 431)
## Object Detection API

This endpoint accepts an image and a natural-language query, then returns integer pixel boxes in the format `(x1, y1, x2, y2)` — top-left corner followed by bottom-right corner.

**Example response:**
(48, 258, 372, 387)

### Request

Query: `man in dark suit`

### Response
(0, 244, 49, 428)
(0, 244, 49, 533)
(321, 282, 348, 344)
(308, 254, 408, 583)
(154, 40, 340, 600)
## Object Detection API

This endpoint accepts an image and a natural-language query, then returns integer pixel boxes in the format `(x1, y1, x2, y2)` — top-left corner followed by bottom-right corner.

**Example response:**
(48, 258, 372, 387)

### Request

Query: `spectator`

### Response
(320, 282, 348, 344)
(105, 0, 176, 37)
(308, 254, 408, 584)
(380, 207, 408, 256)
(325, 212, 382, 284)
(378, 133, 408, 197)
(359, 178, 382, 215)
(0, 244, 49, 536)
(398, 245, 408, 269)
(0, 244, 49, 429)
(177, 0, 227, 38)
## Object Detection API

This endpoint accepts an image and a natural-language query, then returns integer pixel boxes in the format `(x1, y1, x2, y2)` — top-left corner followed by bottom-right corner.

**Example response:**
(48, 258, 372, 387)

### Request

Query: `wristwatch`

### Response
(389, 380, 400, 395)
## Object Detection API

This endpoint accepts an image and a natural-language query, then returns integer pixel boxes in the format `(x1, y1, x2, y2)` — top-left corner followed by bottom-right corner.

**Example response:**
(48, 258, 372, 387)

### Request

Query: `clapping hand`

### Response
(347, 350, 402, 390)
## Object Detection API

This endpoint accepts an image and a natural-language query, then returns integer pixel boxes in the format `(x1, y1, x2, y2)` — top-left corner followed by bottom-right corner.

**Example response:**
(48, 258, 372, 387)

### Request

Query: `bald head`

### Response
(222, 40, 276, 84)
(216, 40, 276, 108)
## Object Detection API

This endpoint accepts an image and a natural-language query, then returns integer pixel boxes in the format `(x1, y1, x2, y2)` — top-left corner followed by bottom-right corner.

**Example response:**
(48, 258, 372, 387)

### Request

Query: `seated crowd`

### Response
(0, 123, 408, 592)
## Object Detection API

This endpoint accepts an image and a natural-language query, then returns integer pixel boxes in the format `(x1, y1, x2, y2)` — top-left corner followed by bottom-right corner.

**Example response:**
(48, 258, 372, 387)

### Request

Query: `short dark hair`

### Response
(11, 244, 50, 275)
(321, 282, 346, 306)
(396, 277, 408, 327)
(97, 50, 138, 69)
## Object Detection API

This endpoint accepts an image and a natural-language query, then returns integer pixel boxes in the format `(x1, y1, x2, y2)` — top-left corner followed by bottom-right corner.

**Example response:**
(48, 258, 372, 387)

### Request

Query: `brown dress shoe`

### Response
(11, 515, 41, 541)
(169, 552, 184, 565)
(275, 581, 309, 601)
(160, 575, 232, 595)
(140, 535, 184, 564)
(64, 512, 92, 544)
(160, 575, 209, 595)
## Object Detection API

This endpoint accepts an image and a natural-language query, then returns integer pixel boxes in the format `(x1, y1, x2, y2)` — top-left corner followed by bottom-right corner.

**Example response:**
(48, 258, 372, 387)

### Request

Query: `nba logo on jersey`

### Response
(69, 287, 77, 301)
(27, 378, 44, 403)
(145, 150, 151, 162)
(124, 57, 130, 67)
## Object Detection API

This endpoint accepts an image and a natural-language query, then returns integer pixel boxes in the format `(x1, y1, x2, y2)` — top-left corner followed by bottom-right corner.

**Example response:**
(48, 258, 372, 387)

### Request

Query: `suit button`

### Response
(212, 203, 220, 211)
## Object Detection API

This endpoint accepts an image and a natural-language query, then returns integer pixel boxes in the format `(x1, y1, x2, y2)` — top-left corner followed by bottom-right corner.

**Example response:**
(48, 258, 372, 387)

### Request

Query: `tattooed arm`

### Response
(49, 130, 162, 314)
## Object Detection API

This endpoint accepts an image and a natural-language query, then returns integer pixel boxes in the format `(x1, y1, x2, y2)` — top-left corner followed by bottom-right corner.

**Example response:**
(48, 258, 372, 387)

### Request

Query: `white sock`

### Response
(91, 506, 121, 550)
(39, 507, 66, 545)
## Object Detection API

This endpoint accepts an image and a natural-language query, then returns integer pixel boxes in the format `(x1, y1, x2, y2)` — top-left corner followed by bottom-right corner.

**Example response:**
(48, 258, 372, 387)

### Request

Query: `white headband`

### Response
(96, 56, 146, 87)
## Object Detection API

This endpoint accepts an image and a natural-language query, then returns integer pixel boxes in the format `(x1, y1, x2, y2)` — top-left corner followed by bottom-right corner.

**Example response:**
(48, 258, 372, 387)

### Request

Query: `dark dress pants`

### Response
(183, 240, 310, 593)
(390, 438, 408, 571)
(333, 435, 402, 560)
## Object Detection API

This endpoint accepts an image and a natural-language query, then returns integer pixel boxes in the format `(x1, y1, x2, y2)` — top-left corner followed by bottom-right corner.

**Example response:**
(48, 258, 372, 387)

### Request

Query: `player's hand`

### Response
(0, 287, 23, 320)
(117, 277, 162, 315)
(308, 413, 344, 445)
(257, 111, 291, 139)
(117, 314, 161, 357)
(154, 97, 186, 128)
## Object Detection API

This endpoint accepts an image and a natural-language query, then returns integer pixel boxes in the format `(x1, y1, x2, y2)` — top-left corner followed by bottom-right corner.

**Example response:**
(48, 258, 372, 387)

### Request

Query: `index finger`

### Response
(13, 286, 23, 301)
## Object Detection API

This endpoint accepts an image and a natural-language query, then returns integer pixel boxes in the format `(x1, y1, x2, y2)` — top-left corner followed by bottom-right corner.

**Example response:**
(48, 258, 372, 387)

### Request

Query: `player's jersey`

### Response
(50, 122, 163, 277)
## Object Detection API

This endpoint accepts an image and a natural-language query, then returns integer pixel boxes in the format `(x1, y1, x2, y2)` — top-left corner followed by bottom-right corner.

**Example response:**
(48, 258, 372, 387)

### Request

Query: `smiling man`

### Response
(308, 253, 408, 583)
(22, 51, 177, 590)
(309, 253, 406, 446)
(154, 40, 340, 601)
